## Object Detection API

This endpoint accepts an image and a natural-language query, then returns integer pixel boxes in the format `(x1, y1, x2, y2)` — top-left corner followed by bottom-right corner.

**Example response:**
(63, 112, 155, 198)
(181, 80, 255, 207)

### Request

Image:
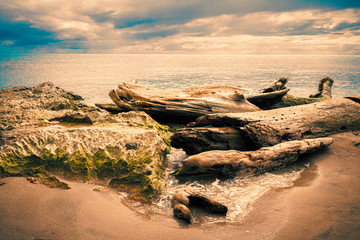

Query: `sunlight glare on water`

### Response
(1, 54, 359, 106)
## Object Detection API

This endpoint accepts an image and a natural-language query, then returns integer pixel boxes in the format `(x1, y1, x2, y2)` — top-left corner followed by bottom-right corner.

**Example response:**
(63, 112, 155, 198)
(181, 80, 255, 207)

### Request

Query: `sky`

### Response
(0, 0, 359, 54)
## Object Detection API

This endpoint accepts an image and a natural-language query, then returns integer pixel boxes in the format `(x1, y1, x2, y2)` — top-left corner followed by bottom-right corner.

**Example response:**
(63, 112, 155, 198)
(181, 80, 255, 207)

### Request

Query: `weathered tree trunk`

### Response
(171, 95, 360, 154)
(176, 138, 333, 177)
(96, 81, 291, 123)
(246, 88, 289, 108)
(171, 127, 255, 155)
(107, 83, 262, 123)
(260, 77, 288, 93)
(310, 76, 334, 99)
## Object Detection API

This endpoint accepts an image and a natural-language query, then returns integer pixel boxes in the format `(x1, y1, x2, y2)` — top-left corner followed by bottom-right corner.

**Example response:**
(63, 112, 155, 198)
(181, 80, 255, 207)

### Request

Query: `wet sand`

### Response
(1, 132, 359, 240)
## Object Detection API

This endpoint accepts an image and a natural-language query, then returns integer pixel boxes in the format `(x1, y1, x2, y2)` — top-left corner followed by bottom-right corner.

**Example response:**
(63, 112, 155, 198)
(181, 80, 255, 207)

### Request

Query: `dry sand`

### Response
(1, 131, 359, 240)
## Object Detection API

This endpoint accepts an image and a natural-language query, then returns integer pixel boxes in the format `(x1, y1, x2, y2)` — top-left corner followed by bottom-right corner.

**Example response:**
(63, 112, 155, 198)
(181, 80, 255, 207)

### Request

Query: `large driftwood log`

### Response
(108, 83, 261, 123)
(96, 81, 290, 123)
(171, 127, 254, 155)
(176, 138, 333, 177)
(171, 95, 360, 154)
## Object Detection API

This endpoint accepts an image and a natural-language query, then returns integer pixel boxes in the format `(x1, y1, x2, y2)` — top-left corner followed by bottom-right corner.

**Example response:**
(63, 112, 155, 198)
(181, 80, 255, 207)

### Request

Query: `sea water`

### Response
(1, 54, 359, 106)
(1, 54, 359, 224)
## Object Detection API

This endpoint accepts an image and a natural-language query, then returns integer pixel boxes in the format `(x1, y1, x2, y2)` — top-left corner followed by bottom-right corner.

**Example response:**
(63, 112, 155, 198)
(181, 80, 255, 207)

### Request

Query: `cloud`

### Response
(0, 0, 359, 54)
(181, 8, 360, 37)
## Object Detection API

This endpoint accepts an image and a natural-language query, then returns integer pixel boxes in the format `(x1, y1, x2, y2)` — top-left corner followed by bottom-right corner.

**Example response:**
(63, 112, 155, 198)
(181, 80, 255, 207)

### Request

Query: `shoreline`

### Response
(1, 131, 359, 239)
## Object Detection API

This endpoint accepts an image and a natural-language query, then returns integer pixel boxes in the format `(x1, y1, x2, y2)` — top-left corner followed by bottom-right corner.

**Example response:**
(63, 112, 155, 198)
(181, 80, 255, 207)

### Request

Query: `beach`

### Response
(1, 131, 359, 240)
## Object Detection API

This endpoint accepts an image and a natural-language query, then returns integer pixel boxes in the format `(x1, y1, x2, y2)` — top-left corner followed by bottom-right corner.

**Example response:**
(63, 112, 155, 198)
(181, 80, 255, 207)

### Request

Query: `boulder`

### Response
(173, 204, 194, 223)
(0, 82, 171, 201)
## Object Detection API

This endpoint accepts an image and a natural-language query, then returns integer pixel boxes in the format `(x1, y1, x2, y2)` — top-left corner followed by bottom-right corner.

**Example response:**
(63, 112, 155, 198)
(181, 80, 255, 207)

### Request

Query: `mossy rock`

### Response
(0, 83, 171, 201)
(283, 94, 321, 106)
(109, 171, 160, 202)
(39, 176, 71, 189)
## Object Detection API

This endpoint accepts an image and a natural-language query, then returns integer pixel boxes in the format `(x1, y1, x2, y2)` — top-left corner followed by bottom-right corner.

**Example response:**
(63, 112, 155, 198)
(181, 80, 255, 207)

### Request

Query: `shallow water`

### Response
(123, 148, 307, 226)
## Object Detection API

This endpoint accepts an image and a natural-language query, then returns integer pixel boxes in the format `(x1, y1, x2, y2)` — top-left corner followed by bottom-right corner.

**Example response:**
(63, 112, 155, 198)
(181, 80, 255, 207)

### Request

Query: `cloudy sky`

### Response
(0, 0, 359, 54)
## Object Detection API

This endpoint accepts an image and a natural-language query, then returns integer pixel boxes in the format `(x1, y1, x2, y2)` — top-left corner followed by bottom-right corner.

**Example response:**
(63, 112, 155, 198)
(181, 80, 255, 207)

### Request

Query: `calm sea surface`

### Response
(0, 54, 359, 105)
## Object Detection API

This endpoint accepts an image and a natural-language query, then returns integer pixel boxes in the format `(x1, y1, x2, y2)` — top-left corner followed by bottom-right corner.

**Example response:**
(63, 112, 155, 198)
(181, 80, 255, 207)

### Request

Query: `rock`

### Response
(0, 82, 171, 201)
(173, 203, 194, 223)
(0, 181, 5, 186)
(185, 189, 228, 214)
(26, 177, 39, 184)
(176, 138, 333, 177)
(171, 191, 190, 207)
(39, 176, 70, 189)
(171, 188, 228, 223)
(93, 186, 109, 192)
(50, 112, 93, 124)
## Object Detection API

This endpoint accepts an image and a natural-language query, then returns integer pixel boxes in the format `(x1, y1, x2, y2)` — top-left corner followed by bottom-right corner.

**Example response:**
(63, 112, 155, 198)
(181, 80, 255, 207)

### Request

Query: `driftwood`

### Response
(260, 77, 288, 93)
(171, 127, 254, 155)
(171, 95, 360, 154)
(172, 188, 228, 223)
(96, 81, 290, 123)
(309, 76, 334, 99)
(176, 138, 333, 177)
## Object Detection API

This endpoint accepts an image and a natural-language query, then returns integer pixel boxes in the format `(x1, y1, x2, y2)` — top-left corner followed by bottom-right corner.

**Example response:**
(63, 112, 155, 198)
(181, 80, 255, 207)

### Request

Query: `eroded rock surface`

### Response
(0, 82, 171, 201)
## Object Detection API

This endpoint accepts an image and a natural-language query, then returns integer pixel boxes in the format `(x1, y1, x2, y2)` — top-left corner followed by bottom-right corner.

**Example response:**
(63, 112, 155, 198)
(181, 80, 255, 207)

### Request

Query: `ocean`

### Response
(0, 54, 359, 106)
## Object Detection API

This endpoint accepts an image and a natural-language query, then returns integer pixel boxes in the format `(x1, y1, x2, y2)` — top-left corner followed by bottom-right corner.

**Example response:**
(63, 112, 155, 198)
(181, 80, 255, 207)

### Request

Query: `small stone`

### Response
(171, 191, 190, 207)
(0, 182, 5, 186)
(171, 188, 228, 223)
(26, 177, 39, 184)
(93, 186, 108, 192)
(173, 204, 194, 223)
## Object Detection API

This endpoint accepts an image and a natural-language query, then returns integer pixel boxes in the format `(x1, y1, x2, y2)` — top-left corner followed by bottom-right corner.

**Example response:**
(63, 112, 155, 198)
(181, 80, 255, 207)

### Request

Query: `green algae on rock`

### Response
(0, 82, 171, 200)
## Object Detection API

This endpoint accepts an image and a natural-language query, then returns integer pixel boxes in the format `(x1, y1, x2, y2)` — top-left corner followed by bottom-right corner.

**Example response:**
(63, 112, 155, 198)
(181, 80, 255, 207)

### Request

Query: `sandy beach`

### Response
(1, 131, 359, 240)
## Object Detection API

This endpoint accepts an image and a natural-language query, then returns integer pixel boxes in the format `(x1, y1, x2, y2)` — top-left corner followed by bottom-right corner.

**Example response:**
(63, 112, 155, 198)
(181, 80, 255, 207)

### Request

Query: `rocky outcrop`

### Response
(172, 95, 360, 154)
(176, 138, 333, 177)
(0, 82, 171, 201)
(171, 188, 228, 223)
